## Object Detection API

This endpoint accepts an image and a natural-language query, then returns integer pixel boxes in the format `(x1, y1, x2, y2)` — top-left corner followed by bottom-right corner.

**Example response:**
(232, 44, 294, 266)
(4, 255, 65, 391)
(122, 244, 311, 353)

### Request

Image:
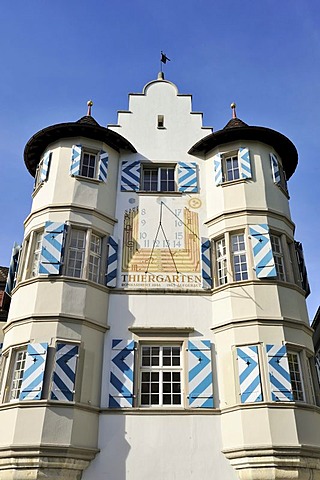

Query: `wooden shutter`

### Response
(51, 343, 79, 401)
(109, 340, 135, 408)
(237, 346, 262, 403)
(40, 151, 52, 182)
(213, 153, 222, 185)
(20, 343, 48, 401)
(70, 145, 82, 177)
(121, 160, 141, 191)
(178, 162, 198, 192)
(266, 344, 293, 401)
(98, 150, 108, 182)
(238, 147, 252, 179)
(249, 224, 276, 278)
(39, 222, 67, 275)
(188, 340, 214, 408)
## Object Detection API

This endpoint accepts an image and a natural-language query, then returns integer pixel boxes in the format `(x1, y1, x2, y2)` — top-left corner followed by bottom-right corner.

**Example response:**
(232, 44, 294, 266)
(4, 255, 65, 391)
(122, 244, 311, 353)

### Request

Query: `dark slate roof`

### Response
(223, 117, 248, 129)
(0, 267, 8, 283)
(24, 115, 137, 177)
(188, 118, 298, 179)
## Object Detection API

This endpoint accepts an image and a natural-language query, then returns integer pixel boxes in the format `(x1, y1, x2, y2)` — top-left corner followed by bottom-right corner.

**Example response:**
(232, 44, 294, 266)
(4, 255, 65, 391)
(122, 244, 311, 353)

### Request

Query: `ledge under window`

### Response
(128, 326, 194, 335)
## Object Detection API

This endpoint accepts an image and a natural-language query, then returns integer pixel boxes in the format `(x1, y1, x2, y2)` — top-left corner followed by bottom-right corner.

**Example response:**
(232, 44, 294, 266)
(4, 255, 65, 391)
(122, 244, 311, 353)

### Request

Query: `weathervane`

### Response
(160, 51, 170, 73)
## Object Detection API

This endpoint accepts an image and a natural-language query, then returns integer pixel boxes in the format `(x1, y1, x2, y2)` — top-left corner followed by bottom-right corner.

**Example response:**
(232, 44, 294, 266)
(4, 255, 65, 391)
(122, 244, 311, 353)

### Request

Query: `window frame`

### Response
(214, 229, 250, 287)
(287, 350, 305, 402)
(231, 233, 248, 281)
(6, 347, 28, 402)
(215, 237, 228, 286)
(33, 151, 52, 192)
(141, 164, 177, 193)
(138, 343, 184, 408)
(19, 229, 44, 281)
(79, 149, 98, 179)
(64, 226, 106, 284)
(223, 153, 240, 182)
(270, 234, 286, 281)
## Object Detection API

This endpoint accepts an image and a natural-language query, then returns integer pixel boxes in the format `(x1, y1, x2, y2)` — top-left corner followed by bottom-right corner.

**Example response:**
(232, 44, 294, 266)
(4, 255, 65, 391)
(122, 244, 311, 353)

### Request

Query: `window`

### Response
(65, 228, 105, 283)
(8, 349, 27, 401)
(216, 238, 228, 285)
(80, 151, 97, 179)
(34, 151, 52, 190)
(223, 154, 240, 182)
(142, 165, 175, 192)
(34, 161, 43, 189)
(214, 148, 252, 186)
(66, 230, 86, 278)
(31, 231, 43, 277)
(288, 351, 304, 401)
(88, 233, 102, 282)
(157, 115, 164, 128)
(271, 234, 286, 281)
(231, 233, 248, 281)
(140, 345, 182, 406)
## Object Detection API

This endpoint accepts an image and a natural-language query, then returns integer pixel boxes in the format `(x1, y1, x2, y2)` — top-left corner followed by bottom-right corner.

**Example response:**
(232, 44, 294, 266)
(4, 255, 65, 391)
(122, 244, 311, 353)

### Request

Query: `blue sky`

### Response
(1, 0, 319, 319)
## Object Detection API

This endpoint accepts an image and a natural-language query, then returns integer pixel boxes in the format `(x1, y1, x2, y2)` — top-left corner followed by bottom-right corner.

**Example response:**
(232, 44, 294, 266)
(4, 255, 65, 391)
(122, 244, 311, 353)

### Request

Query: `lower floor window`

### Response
(65, 228, 104, 283)
(271, 234, 286, 281)
(140, 345, 182, 406)
(288, 351, 304, 401)
(231, 233, 248, 281)
(9, 349, 27, 401)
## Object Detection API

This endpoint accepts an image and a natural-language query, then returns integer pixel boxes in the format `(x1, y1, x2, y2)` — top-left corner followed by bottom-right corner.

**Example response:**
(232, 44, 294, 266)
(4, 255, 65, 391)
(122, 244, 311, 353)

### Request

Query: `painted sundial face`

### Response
(121, 196, 202, 289)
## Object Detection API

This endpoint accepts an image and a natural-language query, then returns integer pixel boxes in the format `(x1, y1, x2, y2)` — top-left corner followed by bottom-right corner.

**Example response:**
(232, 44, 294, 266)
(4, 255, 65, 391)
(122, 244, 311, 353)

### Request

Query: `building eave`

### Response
(188, 125, 298, 179)
(24, 122, 137, 177)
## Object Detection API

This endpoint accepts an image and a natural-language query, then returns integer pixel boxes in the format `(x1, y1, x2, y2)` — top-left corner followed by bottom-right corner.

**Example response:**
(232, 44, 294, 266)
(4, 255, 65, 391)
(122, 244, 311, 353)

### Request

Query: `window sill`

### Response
(72, 175, 101, 185)
(102, 407, 219, 414)
(31, 182, 44, 198)
(128, 326, 194, 335)
(138, 191, 182, 196)
(220, 178, 250, 187)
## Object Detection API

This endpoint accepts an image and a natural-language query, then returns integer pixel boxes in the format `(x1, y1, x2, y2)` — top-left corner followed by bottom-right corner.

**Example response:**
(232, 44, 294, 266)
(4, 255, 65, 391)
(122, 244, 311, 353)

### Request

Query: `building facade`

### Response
(0, 74, 319, 480)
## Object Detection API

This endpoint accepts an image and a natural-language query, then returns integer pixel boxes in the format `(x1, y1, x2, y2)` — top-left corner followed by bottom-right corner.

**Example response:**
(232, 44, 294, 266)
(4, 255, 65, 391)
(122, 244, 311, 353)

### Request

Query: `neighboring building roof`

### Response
(188, 118, 298, 179)
(0, 267, 8, 284)
(24, 115, 137, 177)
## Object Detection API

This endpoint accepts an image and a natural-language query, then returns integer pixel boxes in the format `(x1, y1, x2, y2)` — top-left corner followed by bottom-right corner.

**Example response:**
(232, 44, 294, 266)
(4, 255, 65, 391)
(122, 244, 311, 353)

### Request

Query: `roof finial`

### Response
(230, 102, 237, 119)
(87, 100, 93, 116)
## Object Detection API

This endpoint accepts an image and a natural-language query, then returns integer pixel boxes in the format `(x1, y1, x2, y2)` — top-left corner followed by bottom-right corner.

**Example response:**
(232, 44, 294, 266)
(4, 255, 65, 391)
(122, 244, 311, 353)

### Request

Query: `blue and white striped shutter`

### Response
(51, 343, 79, 401)
(5, 242, 21, 295)
(121, 161, 141, 191)
(178, 162, 198, 192)
(249, 224, 276, 278)
(19, 343, 48, 401)
(106, 237, 118, 287)
(213, 154, 222, 185)
(39, 222, 67, 275)
(294, 241, 310, 297)
(40, 151, 52, 182)
(188, 340, 214, 408)
(70, 145, 82, 177)
(201, 238, 212, 289)
(237, 346, 262, 403)
(270, 153, 281, 185)
(98, 150, 108, 183)
(109, 339, 135, 408)
(0, 343, 3, 356)
(238, 147, 252, 179)
(266, 345, 293, 401)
